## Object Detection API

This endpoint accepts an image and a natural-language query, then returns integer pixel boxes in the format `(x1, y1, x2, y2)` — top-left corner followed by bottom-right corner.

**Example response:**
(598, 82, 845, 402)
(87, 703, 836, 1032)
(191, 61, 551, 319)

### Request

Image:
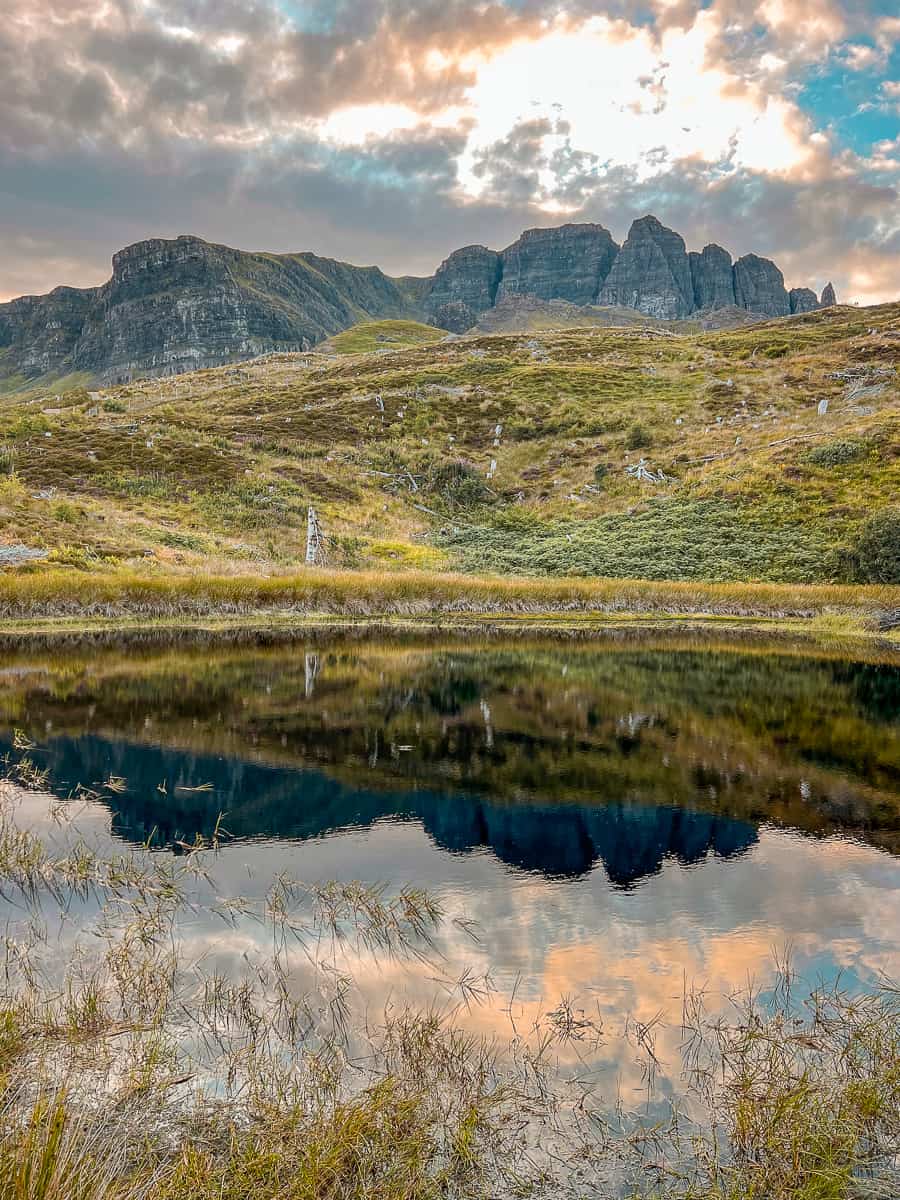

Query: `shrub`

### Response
(437, 498, 833, 583)
(98, 471, 174, 501)
(102, 398, 127, 414)
(625, 422, 651, 450)
(2, 413, 49, 439)
(201, 481, 302, 532)
(0, 473, 26, 505)
(52, 501, 79, 524)
(805, 439, 868, 468)
(427, 460, 492, 508)
(854, 507, 900, 583)
(593, 463, 609, 486)
(158, 530, 207, 552)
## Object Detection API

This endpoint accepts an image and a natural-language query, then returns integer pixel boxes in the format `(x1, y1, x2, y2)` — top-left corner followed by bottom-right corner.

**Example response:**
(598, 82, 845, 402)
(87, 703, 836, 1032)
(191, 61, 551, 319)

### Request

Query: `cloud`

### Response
(0, 0, 897, 303)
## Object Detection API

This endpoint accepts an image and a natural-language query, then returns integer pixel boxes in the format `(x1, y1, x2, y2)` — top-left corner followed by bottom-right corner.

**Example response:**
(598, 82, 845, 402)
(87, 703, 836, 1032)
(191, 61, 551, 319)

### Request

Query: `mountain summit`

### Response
(0, 217, 834, 387)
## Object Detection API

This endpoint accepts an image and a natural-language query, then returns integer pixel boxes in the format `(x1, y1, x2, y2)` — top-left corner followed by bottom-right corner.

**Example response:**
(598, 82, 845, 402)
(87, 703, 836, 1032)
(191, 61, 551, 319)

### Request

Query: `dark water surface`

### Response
(3, 633, 899, 1097)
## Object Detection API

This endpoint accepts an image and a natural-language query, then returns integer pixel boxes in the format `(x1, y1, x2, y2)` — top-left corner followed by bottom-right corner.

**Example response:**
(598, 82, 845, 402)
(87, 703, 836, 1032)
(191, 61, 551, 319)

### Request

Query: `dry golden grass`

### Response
(0, 565, 897, 622)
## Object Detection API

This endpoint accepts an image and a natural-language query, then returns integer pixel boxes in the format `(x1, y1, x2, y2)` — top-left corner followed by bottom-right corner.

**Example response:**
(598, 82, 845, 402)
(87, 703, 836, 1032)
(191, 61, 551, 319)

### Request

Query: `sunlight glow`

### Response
(314, 12, 814, 209)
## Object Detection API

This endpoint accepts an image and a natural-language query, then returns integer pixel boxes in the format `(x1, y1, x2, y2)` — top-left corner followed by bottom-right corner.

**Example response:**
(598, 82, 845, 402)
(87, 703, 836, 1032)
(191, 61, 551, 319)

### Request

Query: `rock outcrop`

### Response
(496, 223, 619, 307)
(689, 244, 735, 310)
(820, 282, 837, 307)
(0, 235, 428, 385)
(789, 287, 819, 314)
(0, 215, 833, 388)
(733, 253, 790, 317)
(422, 244, 502, 333)
(598, 216, 694, 319)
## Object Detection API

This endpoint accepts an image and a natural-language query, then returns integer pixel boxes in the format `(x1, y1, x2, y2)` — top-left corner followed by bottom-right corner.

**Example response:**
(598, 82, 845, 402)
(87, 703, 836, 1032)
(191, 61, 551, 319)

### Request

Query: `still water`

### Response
(2, 632, 899, 1101)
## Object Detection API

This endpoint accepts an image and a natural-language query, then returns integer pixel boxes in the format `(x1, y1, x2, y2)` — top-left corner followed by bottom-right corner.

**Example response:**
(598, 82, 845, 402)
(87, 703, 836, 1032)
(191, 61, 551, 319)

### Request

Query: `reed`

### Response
(0, 764, 897, 1200)
(0, 565, 897, 624)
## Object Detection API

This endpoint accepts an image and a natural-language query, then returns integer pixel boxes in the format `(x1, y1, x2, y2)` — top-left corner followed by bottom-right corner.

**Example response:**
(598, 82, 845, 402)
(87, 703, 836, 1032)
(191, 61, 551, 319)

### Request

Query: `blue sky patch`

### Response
(798, 46, 900, 156)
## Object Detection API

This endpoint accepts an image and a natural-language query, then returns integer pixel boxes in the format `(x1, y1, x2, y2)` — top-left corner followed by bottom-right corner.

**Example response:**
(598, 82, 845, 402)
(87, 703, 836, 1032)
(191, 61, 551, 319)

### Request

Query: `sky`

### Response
(1, 0, 898, 304)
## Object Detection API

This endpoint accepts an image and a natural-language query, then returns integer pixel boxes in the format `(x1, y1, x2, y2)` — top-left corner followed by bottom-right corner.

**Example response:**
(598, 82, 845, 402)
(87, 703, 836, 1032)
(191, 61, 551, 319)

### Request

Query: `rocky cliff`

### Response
(732, 252, 790, 317)
(598, 215, 694, 318)
(422, 244, 502, 334)
(426, 215, 831, 334)
(689, 244, 736, 310)
(496, 224, 620, 307)
(1, 217, 834, 387)
(789, 287, 819, 314)
(0, 235, 428, 386)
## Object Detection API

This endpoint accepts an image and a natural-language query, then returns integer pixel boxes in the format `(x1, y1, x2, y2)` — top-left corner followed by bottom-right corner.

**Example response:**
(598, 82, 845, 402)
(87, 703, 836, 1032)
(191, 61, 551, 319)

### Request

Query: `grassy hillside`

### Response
(320, 319, 448, 355)
(0, 303, 896, 588)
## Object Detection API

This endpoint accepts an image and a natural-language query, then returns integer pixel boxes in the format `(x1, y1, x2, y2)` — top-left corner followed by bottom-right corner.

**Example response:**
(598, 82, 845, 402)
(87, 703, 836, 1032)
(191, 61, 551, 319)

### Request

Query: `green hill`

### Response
(0, 304, 897, 586)
(320, 320, 448, 355)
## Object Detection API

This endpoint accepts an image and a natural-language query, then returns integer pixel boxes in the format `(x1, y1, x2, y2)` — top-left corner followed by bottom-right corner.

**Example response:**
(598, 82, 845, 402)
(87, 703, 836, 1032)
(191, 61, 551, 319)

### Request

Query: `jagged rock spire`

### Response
(598, 215, 694, 319)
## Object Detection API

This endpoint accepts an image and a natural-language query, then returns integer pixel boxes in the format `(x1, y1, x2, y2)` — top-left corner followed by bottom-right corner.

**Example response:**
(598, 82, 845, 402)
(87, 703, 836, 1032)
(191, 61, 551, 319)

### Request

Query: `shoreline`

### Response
(0, 566, 896, 648)
(0, 609, 897, 661)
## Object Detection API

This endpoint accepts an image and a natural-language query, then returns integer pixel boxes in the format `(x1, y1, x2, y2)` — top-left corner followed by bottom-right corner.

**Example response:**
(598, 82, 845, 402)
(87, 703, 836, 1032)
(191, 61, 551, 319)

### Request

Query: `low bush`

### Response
(97, 471, 174, 501)
(438, 498, 836, 583)
(805, 438, 869, 468)
(157, 530, 207, 553)
(427, 459, 492, 509)
(625, 422, 652, 450)
(854, 506, 900, 583)
(51, 501, 79, 524)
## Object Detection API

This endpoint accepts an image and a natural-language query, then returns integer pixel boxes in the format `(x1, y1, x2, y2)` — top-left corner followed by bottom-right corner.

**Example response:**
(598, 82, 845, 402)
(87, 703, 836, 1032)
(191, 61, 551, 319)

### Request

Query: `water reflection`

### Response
(2, 632, 898, 1108)
(7, 732, 759, 884)
(1, 635, 897, 864)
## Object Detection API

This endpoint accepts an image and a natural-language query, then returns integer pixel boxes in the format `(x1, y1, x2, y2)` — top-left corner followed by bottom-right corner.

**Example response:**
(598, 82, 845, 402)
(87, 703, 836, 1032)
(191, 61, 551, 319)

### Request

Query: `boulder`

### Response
(496, 223, 619, 306)
(598, 215, 695, 318)
(732, 254, 790, 317)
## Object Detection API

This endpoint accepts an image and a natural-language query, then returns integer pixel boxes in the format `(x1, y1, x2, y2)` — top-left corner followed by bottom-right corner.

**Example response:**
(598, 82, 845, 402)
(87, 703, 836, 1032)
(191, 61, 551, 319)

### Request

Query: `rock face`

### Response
(789, 287, 819, 314)
(733, 253, 790, 317)
(820, 282, 837, 307)
(0, 288, 95, 380)
(1, 216, 832, 388)
(598, 216, 694, 318)
(423, 244, 502, 334)
(689, 244, 735, 310)
(496, 223, 619, 307)
(0, 235, 427, 385)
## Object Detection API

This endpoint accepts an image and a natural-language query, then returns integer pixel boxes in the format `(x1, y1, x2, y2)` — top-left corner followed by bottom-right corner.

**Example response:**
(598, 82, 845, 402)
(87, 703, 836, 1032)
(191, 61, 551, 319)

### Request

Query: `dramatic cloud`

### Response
(1, 0, 897, 301)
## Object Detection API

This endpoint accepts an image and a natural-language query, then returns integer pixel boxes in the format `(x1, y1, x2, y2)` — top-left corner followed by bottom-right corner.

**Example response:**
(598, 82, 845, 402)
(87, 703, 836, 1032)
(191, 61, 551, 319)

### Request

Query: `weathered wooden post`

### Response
(306, 506, 324, 565)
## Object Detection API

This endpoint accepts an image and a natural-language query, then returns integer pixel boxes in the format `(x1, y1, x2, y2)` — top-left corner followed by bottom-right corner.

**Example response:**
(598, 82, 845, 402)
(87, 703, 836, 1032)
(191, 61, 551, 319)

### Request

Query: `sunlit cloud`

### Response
(0, 0, 897, 303)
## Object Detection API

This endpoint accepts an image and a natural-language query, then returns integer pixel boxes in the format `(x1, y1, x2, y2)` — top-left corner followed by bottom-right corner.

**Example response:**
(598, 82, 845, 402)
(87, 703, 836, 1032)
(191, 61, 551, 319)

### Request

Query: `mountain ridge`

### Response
(1, 216, 836, 389)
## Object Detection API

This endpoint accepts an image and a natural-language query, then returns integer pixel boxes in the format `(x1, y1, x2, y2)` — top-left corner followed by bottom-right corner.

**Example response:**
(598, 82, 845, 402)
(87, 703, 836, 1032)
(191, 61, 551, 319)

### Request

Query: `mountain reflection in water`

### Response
(3, 633, 898, 1115)
(16, 732, 759, 885)
(1, 634, 897, 885)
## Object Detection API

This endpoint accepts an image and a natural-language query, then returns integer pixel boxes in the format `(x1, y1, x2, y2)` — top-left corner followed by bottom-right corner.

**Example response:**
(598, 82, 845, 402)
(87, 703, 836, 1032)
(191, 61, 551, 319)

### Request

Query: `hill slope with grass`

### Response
(0, 302, 897, 590)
